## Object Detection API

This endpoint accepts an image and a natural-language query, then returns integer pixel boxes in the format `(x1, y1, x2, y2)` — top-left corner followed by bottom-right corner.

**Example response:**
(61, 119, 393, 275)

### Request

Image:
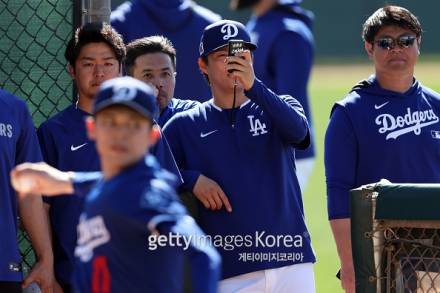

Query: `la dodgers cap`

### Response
(93, 76, 158, 120)
(199, 19, 257, 57)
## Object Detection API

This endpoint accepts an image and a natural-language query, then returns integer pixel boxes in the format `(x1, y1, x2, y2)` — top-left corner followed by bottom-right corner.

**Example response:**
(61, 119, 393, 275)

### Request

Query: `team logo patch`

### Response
(221, 23, 238, 41)
(8, 262, 21, 272)
(431, 130, 440, 139)
(199, 41, 204, 55)
(75, 215, 111, 262)
(248, 115, 268, 136)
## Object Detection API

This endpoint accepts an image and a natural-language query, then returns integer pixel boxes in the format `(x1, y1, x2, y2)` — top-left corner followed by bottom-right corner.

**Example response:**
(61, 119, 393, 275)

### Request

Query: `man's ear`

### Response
(364, 42, 374, 59)
(67, 63, 75, 80)
(198, 58, 208, 75)
(85, 116, 96, 141)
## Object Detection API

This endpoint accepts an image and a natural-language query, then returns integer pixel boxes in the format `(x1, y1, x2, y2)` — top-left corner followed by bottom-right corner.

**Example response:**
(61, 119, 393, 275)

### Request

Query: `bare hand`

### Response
(11, 162, 74, 196)
(225, 50, 255, 90)
(22, 259, 54, 293)
(193, 175, 232, 212)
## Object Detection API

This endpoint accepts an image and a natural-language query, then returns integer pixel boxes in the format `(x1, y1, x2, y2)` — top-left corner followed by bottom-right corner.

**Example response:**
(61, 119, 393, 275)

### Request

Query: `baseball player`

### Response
(163, 20, 316, 292)
(12, 77, 221, 293)
(125, 36, 200, 127)
(325, 6, 440, 293)
(0, 88, 54, 292)
(37, 22, 181, 292)
(230, 0, 316, 191)
(111, 0, 221, 101)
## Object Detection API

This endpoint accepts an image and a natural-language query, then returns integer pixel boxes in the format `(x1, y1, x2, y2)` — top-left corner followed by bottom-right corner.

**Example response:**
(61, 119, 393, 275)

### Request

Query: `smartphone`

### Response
(228, 39, 245, 56)
(227, 40, 245, 73)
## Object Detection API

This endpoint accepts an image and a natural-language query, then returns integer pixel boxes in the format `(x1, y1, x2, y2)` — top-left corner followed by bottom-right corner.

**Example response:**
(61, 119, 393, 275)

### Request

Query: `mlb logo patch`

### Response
(8, 262, 21, 272)
(431, 130, 440, 139)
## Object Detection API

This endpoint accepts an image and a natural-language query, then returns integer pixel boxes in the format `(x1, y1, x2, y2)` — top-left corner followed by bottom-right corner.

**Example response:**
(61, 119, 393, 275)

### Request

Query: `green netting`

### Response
(0, 0, 73, 127)
(0, 0, 73, 274)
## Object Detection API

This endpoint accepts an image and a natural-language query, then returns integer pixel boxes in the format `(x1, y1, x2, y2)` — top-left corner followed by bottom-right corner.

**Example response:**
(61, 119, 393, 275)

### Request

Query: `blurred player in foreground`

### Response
(11, 77, 220, 293)
(325, 5, 440, 293)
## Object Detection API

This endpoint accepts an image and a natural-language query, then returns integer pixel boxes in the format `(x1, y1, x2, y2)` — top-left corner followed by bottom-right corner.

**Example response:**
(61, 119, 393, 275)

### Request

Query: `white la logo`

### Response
(112, 86, 137, 102)
(248, 115, 268, 136)
(221, 23, 238, 40)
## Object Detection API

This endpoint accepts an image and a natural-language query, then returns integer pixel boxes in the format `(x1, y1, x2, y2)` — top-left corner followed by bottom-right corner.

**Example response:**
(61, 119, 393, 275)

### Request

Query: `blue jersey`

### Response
(37, 105, 98, 285)
(163, 79, 315, 279)
(73, 156, 220, 293)
(246, 2, 315, 159)
(158, 98, 200, 127)
(325, 76, 440, 220)
(37, 104, 182, 286)
(111, 0, 220, 102)
(0, 89, 42, 281)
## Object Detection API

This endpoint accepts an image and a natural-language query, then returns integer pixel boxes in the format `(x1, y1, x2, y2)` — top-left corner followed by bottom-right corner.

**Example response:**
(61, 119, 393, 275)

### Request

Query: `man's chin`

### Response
(157, 96, 170, 110)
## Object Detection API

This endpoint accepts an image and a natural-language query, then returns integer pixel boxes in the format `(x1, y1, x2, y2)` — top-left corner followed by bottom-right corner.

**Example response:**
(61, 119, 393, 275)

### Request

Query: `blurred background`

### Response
(112, 0, 440, 59)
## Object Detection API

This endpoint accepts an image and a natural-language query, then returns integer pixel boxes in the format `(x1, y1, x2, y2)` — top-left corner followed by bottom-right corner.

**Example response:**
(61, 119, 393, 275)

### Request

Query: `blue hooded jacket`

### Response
(325, 76, 440, 219)
(246, 0, 315, 159)
(111, 0, 221, 102)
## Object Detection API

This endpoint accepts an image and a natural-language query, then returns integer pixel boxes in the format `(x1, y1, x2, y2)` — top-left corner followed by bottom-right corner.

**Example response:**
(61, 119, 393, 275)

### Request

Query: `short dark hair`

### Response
(362, 5, 422, 43)
(65, 22, 126, 68)
(125, 36, 176, 75)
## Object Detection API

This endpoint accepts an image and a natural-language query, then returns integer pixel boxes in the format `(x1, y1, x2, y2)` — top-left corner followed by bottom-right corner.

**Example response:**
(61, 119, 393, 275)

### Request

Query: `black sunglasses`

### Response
(374, 35, 417, 50)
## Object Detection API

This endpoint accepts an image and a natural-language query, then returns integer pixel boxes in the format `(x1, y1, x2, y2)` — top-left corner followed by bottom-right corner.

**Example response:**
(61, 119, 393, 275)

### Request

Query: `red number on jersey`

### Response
(92, 255, 111, 293)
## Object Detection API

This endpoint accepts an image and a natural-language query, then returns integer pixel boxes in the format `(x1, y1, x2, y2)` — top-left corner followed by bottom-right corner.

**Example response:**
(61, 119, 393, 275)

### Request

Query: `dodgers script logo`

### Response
(248, 115, 268, 136)
(221, 23, 238, 40)
(375, 107, 439, 140)
(75, 215, 111, 262)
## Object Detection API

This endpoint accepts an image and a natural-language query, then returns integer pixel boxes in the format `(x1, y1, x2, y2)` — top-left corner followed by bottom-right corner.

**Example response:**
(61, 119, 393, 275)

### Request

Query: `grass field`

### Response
(302, 60, 440, 292)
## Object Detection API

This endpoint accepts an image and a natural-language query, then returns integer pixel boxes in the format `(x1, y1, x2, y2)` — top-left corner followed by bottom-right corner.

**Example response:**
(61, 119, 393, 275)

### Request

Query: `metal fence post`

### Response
(81, 0, 111, 24)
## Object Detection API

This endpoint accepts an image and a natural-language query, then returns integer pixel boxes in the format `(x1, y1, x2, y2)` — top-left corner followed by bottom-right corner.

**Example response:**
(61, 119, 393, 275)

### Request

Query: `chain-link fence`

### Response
(374, 222, 440, 292)
(0, 0, 74, 126)
(352, 183, 440, 293)
(0, 0, 75, 277)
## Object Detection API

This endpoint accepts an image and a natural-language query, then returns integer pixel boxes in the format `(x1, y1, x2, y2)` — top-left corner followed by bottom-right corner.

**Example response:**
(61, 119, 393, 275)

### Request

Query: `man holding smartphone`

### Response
(163, 20, 316, 292)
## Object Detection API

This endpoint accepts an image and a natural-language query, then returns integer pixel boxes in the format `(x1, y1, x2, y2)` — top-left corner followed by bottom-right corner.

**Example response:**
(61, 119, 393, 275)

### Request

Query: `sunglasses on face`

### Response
(374, 35, 417, 50)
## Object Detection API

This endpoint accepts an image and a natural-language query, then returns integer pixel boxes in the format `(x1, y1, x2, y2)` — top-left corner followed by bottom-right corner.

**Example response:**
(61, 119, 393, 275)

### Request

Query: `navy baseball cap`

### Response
(93, 76, 158, 120)
(199, 19, 257, 57)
